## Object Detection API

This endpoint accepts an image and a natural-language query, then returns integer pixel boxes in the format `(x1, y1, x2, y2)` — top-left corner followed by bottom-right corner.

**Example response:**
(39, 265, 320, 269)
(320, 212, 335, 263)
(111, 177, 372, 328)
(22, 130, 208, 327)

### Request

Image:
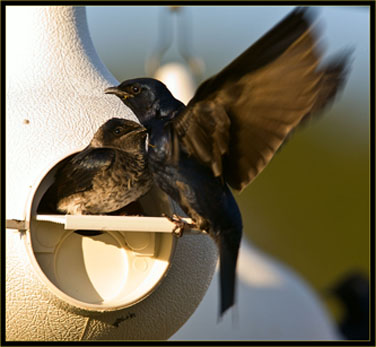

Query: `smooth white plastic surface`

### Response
(171, 240, 342, 340)
(30, 217, 175, 311)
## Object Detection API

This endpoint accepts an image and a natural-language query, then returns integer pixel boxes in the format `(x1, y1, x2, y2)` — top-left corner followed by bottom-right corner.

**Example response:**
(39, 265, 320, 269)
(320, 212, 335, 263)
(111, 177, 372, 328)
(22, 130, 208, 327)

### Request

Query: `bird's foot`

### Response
(162, 213, 196, 238)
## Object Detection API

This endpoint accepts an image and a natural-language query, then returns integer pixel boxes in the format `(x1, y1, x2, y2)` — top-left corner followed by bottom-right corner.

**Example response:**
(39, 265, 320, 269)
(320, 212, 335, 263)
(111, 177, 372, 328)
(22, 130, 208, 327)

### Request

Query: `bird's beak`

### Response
(136, 127, 148, 135)
(133, 127, 148, 141)
(104, 87, 131, 99)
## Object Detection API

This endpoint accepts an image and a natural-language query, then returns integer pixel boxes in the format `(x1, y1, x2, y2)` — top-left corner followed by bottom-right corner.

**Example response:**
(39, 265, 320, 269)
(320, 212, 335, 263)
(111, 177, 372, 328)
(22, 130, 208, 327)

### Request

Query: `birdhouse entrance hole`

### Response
(23, 153, 177, 312)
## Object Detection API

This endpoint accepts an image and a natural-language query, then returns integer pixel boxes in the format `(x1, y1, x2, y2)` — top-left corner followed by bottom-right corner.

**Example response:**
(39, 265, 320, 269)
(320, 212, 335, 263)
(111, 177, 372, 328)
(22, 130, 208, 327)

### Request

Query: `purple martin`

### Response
(105, 8, 351, 317)
(38, 118, 152, 215)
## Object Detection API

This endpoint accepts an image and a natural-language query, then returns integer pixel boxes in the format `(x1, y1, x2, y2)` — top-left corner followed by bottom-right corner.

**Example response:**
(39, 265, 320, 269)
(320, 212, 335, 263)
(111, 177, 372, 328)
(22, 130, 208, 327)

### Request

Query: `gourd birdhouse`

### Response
(5, 5, 217, 341)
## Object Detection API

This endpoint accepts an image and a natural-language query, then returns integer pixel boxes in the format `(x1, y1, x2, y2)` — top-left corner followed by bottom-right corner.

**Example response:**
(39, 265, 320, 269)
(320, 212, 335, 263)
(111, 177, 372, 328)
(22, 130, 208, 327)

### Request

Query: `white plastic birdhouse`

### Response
(5, 6, 217, 341)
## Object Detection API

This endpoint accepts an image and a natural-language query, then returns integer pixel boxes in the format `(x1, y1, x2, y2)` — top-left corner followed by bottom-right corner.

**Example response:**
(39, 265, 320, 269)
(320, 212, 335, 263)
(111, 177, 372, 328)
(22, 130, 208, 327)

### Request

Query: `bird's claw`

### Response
(162, 213, 196, 238)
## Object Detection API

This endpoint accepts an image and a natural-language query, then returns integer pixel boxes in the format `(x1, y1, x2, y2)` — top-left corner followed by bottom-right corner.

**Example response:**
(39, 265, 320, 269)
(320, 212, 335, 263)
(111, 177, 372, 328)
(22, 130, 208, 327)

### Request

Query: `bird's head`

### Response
(92, 118, 147, 153)
(105, 78, 184, 126)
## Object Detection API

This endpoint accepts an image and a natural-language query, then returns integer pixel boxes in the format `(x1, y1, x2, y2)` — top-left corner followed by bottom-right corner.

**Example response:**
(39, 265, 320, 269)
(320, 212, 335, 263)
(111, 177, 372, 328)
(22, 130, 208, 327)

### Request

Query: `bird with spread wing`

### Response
(105, 8, 352, 317)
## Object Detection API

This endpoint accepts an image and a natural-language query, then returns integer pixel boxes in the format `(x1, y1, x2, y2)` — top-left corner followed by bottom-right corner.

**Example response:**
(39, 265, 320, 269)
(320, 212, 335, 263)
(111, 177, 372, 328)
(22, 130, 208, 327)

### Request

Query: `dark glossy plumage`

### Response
(105, 8, 351, 316)
(38, 118, 152, 215)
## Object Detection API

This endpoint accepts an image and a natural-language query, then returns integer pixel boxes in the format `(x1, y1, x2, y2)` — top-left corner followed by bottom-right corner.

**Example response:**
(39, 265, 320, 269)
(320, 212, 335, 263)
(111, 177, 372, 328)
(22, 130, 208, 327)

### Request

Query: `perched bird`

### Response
(105, 8, 351, 317)
(38, 118, 152, 215)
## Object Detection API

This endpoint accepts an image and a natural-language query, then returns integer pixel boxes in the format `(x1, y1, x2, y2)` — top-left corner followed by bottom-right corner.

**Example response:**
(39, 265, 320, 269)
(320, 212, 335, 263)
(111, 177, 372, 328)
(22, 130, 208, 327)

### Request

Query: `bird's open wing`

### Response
(54, 147, 116, 199)
(172, 8, 350, 191)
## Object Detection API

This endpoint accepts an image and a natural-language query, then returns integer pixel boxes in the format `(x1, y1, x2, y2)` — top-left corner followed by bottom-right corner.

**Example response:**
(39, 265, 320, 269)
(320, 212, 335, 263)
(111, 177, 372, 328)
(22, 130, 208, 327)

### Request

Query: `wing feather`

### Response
(172, 7, 351, 191)
(54, 147, 116, 199)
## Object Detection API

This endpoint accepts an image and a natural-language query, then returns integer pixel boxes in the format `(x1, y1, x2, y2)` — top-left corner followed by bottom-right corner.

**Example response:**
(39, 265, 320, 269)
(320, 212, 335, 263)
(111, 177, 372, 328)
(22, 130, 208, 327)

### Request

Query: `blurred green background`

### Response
(86, 6, 370, 323)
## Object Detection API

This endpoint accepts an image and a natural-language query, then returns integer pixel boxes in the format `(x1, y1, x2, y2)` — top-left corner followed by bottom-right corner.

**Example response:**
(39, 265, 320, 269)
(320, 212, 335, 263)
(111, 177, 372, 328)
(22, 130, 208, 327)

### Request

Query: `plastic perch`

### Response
(7, 215, 201, 234)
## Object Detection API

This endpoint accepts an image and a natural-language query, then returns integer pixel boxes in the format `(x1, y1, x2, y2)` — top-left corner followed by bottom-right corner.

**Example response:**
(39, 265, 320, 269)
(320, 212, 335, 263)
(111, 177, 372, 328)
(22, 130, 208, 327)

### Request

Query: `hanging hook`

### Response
(145, 7, 173, 76)
(176, 7, 205, 81)
(145, 6, 205, 81)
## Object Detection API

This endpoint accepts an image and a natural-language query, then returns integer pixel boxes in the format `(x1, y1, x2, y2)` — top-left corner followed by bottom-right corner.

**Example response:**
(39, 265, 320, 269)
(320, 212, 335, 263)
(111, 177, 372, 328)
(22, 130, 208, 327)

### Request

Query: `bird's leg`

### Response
(162, 213, 197, 237)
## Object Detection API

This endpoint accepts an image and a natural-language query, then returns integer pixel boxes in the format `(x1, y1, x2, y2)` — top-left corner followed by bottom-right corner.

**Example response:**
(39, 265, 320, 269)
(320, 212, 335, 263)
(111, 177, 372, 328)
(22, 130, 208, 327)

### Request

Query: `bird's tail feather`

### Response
(217, 230, 241, 317)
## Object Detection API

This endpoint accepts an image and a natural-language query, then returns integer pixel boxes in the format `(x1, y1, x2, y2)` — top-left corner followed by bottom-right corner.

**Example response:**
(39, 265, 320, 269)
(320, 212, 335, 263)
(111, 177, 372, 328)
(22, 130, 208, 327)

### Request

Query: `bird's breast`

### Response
(148, 131, 172, 163)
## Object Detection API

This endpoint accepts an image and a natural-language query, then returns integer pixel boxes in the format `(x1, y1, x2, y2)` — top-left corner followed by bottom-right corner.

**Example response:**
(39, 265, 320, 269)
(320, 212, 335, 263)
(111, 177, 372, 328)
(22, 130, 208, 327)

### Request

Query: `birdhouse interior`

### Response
(25, 153, 178, 311)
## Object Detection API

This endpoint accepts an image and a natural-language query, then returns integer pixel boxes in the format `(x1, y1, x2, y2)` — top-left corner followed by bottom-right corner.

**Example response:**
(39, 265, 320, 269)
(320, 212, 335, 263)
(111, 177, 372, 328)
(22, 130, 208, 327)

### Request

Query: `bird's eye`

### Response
(113, 127, 122, 135)
(131, 86, 140, 94)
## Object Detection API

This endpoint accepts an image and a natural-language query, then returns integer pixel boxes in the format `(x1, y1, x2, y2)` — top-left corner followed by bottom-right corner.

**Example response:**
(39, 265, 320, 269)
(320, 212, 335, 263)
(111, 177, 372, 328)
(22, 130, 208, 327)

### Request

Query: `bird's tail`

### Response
(216, 228, 242, 317)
